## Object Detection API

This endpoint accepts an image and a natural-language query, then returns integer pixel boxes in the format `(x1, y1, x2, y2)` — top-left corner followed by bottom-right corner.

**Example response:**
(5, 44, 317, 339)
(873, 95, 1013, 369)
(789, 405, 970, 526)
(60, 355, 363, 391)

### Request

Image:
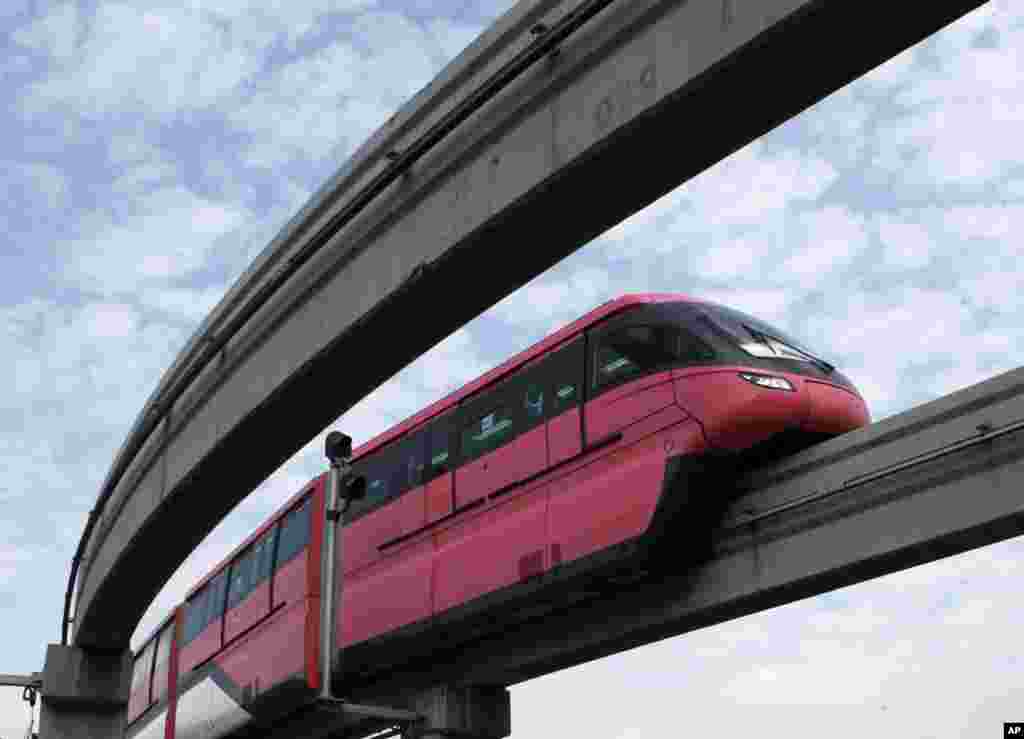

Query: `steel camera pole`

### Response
(319, 431, 422, 736)
(320, 431, 353, 701)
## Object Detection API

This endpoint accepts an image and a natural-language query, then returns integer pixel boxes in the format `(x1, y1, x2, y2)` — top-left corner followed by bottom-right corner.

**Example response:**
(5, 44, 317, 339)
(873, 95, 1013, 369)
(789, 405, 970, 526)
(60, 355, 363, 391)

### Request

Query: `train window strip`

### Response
(377, 431, 622, 552)
(349, 338, 588, 525)
(347, 309, 671, 521)
(459, 353, 558, 464)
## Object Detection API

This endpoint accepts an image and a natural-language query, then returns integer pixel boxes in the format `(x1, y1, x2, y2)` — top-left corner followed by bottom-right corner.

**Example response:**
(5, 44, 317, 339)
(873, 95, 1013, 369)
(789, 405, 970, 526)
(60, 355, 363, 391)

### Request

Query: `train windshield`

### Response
(693, 303, 835, 374)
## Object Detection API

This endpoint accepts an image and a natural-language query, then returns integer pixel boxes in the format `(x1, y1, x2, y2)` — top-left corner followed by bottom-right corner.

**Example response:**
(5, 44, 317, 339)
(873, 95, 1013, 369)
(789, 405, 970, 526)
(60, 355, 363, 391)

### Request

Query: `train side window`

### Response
(424, 412, 455, 482)
(227, 528, 276, 610)
(276, 497, 310, 569)
(592, 325, 679, 391)
(130, 640, 155, 699)
(461, 388, 516, 463)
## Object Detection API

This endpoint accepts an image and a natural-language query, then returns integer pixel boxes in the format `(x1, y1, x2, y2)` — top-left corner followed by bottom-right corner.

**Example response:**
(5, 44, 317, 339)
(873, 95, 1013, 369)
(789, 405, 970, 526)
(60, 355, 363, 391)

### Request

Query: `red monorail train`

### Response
(125, 294, 868, 739)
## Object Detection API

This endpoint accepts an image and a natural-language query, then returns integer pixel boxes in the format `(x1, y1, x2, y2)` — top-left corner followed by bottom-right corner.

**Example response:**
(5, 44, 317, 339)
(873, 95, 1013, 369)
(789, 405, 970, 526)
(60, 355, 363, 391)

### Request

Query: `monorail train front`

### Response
(609, 298, 869, 459)
(603, 297, 868, 565)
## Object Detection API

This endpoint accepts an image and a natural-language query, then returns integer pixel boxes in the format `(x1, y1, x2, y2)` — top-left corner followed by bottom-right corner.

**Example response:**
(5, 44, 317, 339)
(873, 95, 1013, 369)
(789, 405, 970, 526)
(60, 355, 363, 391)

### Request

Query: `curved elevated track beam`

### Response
(70, 0, 987, 650)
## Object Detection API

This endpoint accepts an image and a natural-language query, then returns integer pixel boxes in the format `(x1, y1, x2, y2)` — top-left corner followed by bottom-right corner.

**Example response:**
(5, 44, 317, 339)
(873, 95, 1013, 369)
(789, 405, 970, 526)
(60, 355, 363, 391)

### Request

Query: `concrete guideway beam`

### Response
(346, 365, 1024, 693)
(72, 0, 989, 651)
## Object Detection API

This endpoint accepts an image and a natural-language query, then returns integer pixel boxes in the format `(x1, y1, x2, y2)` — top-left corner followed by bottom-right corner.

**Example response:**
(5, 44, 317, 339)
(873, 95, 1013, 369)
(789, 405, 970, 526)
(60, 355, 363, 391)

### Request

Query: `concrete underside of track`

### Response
(75, 0, 988, 650)
(338, 364, 1024, 730)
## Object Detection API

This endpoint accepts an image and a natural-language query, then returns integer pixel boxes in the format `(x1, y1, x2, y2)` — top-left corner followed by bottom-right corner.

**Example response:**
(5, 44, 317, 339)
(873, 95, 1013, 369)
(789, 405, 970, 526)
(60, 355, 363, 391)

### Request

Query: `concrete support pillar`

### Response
(410, 685, 510, 739)
(38, 644, 131, 739)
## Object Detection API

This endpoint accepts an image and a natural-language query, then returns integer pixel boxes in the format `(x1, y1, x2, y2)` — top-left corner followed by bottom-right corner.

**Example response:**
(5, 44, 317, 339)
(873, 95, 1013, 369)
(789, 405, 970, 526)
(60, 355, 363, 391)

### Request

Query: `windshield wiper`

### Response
(745, 326, 835, 374)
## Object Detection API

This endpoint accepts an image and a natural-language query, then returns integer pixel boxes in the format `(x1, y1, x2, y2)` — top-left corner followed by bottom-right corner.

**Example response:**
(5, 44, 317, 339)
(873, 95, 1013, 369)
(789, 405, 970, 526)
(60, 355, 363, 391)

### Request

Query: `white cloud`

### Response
(229, 41, 373, 165)
(491, 266, 614, 336)
(601, 142, 838, 266)
(64, 187, 247, 294)
(860, 42, 920, 88)
(693, 287, 796, 325)
(227, 11, 446, 168)
(106, 132, 164, 166)
(941, 203, 1024, 242)
(12, 2, 80, 61)
(19, 162, 69, 209)
(780, 206, 869, 278)
(425, 17, 485, 60)
(414, 327, 491, 398)
(141, 285, 228, 323)
(18, 3, 261, 118)
(876, 214, 934, 270)
(0, 544, 32, 587)
(871, 6, 1024, 188)
(111, 160, 180, 195)
(80, 303, 138, 338)
(692, 146, 839, 225)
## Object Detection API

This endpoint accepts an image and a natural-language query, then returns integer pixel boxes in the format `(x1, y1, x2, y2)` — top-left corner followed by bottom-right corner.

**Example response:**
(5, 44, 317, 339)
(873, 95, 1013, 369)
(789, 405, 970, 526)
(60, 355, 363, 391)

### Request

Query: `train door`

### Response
(223, 526, 277, 644)
(271, 495, 313, 609)
(265, 495, 314, 691)
(149, 619, 175, 710)
(126, 637, 155, 726)
(435, 365, 549, 613)
(545, 337, 584, 466)
(423, 411, 455, 523)
(340, 435, 431, 646)
(124, 614, 177, 739)
(549, 317, 684, 566)
(178, 568, 228, 674)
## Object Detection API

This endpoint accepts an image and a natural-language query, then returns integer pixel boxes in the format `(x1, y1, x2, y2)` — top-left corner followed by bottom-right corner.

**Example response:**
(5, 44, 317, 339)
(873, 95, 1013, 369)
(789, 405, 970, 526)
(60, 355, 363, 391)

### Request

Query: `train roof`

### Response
(351, 292, 695, 461)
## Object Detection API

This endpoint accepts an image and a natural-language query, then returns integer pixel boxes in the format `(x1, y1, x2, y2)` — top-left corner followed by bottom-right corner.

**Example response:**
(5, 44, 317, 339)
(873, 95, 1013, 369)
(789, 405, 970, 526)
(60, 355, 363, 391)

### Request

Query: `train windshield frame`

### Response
(684, 303, 835, 372)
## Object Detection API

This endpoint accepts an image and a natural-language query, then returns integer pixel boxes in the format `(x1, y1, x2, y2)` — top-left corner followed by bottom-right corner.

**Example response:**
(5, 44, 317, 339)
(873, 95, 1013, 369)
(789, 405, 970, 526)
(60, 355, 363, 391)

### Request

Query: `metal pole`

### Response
(320, 454, 350, 701)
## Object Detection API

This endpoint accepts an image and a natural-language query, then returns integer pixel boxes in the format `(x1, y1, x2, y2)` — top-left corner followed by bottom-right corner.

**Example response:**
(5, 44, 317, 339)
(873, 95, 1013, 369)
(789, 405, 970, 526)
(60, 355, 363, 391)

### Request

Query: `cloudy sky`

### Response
(1, 0, 1023, 736)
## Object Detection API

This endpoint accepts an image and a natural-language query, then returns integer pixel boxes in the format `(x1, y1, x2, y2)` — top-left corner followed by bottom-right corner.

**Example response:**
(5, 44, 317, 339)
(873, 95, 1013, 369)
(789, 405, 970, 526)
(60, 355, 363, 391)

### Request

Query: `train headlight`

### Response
(739, 372, 794, 391)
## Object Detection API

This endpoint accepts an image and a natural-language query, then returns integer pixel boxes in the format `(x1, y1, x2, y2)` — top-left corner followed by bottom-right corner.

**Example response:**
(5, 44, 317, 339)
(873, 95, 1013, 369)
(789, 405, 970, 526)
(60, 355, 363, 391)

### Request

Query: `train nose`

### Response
(801, 378, 870, 435)
(672, 369, 811, 452)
